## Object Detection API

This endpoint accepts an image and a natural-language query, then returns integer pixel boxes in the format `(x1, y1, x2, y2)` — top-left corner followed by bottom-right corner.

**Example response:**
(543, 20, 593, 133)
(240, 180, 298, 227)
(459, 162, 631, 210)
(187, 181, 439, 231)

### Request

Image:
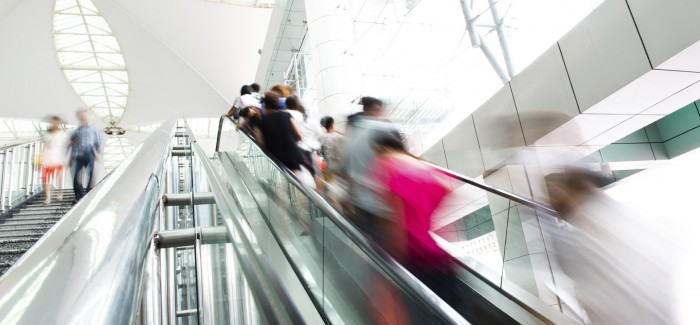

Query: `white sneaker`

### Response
(44, 198, 51, 205)
(57, 194, 63, 200)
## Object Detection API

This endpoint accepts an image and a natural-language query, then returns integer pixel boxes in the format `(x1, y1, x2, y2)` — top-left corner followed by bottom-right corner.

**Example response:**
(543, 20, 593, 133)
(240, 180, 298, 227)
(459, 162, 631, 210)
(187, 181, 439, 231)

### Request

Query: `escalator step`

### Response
(3, 216, 62, 222)
(0, 225, 51, 232)
(1, 218, 61, 226)
(0, 220, 57, 228)
(0, 231, 45, 239)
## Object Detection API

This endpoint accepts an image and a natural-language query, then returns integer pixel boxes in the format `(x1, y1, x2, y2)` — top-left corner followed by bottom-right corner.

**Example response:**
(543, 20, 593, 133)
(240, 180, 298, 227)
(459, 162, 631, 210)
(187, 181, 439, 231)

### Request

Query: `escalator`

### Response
(0, 118, 579, 324)
(214, 116, 578, 325)
(0, 190, 73, 275)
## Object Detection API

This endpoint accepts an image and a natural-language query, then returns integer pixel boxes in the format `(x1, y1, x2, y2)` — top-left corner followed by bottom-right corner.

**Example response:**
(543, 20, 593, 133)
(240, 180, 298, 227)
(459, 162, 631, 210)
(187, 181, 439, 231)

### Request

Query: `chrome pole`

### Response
(27, 143, 36, 195)
(0, 150, 7, 212)
(6, 148, 15, 208)
(23, 144, 31, 197)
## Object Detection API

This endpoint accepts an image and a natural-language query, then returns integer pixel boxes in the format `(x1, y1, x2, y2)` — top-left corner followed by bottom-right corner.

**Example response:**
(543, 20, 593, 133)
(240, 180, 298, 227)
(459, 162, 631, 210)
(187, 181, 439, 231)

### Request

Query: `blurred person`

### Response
(545, 169, 676, 325)
(269, 84, 293, 108)
(40, 116, 69, 204)
(368, 131, 459, 304)
(318, 116, 344, 181)
(286, 96, 323, 188)
(342, 96, 398, 237)
(69, 109, 102, 202)
(236, 106, 263, 138)
(254, 92, 305, 174)
(250, 83, 262, 102)
(226, 85, 260, 119)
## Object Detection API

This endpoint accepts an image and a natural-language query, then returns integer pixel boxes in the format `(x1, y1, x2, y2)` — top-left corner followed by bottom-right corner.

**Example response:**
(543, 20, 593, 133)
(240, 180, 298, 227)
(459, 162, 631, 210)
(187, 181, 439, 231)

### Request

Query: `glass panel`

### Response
(221, 124, 461, 323)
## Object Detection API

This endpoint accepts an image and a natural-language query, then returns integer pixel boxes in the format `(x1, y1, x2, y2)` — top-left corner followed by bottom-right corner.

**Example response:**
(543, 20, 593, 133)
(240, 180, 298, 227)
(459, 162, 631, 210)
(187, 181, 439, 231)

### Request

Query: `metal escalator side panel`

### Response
(0, 120, 177, 325)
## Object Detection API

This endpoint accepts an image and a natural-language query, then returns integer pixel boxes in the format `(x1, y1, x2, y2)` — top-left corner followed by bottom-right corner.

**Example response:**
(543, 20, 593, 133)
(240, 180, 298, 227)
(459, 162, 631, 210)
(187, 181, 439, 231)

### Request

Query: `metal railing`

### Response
(0, 119, 310, 325)
(0, 121, 177, 324)
(214, 115, 576, 325)
(183, 123, 306, 324)
(0, 138, 47, 211)
(216, 115, 468, 324)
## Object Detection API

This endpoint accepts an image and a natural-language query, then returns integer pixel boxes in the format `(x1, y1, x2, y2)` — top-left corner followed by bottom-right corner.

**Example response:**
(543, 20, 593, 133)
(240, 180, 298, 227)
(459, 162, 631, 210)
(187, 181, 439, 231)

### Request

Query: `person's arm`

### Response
(290, 118, 302, 142)
(253, 126, 265, 148)
(93, 127, 102, 158)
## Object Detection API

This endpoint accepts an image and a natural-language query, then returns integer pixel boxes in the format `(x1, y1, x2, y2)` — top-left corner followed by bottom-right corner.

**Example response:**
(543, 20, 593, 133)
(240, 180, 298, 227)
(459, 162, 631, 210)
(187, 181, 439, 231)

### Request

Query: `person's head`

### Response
(76, 108, 91, 125)
(48, 116, 62, 132)
(269, 84, 292, 97)
(286, 96, 305, 114)
(240, 85, 253, 96)
(250, 83, 260, 93)
(545, 168, 601, 217)
(320, 116, 334, 132)
(361, 96, 384, 117)
(262, 92, 281, 111)
(372, 130, 406, 155)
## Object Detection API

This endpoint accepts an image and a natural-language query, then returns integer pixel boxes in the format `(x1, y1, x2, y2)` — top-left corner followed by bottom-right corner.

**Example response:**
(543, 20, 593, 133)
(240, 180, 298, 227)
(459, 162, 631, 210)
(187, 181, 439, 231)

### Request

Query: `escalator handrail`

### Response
(215, 115, 576, 324)
(0, 138, 42, 151)
(215, 116, 556, 215)
(0, 120, 178, 324)
(185, 124, 306, 325)
(216, 116, 469, 324)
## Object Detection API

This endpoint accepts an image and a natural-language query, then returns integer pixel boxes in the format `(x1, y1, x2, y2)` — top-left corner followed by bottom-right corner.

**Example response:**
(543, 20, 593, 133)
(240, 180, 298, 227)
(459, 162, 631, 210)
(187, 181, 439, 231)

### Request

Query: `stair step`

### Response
(0, 238, 38, 245)
(18, 203, 73, 212)
(0, 220, 58, 228)
(13, 210, 69, 217)
(0, 254, 23, 268)
(0, 231, 45, 239)
(0, 225, 51, 232)
(0, 244, 32, 255)
(3, 216, 62, 223)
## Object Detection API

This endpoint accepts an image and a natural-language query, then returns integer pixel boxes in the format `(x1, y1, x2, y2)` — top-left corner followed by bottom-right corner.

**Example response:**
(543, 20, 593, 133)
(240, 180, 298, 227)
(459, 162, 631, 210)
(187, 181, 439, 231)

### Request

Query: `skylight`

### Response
(103, 136, 135, 172)
(53, 0, 129, 126)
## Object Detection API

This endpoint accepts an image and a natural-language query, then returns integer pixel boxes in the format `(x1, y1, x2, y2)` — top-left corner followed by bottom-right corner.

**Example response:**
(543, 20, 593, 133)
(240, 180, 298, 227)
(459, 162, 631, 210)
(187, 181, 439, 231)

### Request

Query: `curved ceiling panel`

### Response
(53, 0, 128, 126)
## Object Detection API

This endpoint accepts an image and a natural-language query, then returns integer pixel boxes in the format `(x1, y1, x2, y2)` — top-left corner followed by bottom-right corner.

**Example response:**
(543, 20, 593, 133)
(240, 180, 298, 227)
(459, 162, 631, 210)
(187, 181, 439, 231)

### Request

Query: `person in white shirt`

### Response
(250, 83, 262, 103)
(40, 116, 69, 204)
(226, 85, 260, 118)
(286, 96, 323, 188)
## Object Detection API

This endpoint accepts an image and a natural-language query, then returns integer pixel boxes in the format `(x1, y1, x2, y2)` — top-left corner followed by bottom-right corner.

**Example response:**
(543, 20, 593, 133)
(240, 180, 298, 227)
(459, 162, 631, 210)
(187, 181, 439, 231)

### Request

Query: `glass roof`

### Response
(204, 0, 275, 8)
(336, 0, 605, 148)
(102, 136, 135, 172)
(53, 0, 129, 126)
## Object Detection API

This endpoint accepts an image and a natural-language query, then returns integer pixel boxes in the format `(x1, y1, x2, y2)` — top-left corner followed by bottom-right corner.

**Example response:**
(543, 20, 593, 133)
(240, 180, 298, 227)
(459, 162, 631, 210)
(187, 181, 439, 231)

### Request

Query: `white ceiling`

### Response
(0, 0, 272, 127)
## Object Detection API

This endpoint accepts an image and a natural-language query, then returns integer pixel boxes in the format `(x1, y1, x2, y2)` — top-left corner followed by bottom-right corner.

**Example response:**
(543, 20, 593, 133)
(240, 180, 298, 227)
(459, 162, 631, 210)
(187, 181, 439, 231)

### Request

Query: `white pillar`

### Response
(304, 0, 360, 129)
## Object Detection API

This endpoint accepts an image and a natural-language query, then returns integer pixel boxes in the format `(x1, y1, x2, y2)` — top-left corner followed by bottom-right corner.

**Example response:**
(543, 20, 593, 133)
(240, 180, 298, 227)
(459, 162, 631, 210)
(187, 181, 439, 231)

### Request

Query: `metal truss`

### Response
(53, 0, 129, 127)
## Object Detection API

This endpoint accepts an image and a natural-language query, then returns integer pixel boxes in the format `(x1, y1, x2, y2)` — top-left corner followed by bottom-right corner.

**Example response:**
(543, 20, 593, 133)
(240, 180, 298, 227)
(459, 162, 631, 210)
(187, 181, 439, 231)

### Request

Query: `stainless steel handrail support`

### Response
(215, 115, 468, 324)
(0, 120, 178, 324)
(185, 124, 306, 325)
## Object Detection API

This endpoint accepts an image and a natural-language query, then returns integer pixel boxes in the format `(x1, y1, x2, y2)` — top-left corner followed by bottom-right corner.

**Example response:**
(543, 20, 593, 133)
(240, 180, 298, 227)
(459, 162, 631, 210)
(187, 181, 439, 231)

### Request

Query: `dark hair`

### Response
(250, 83, 260, 92)
(373, 130, 406, 153)
(286, 96, 306, 119)
(239, 107, 251, 119)
(49, 115, 62, 122)
(262, 92, 281, 110)
(240, 85, 253, 96)
(320, 116, 334, 130)
(360, 96, 383, 112)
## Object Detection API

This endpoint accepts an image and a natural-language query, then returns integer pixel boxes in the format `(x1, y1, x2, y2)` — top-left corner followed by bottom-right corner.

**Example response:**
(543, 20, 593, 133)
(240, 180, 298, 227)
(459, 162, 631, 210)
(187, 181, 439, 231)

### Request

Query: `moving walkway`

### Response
(0, 119, 578, 324)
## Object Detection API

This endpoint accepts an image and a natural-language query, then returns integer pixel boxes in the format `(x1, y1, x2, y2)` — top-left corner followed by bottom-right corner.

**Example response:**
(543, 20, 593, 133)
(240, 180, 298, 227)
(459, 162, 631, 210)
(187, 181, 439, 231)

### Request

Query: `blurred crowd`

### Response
(39, 109, 103, 205)
(226, 83, 680, 324)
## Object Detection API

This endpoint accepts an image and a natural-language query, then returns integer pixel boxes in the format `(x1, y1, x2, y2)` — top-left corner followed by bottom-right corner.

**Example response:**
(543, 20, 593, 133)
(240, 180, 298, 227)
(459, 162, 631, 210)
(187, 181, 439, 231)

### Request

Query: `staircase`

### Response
(0, 190, 74, 276)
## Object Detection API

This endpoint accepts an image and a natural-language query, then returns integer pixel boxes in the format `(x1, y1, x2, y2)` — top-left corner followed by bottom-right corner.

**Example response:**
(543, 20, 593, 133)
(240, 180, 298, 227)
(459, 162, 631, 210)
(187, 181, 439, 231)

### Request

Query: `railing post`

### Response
(6, 148, 15, 209)
(0, 150, 7, 212)
(23, 144, 31, 197)
(28, 143, 37, 195)
(215, 116, 225, 153)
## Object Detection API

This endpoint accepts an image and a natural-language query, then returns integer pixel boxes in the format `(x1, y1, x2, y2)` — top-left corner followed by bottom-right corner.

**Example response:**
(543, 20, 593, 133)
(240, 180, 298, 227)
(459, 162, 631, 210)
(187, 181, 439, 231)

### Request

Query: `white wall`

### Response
(0, 0, 272, 128)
